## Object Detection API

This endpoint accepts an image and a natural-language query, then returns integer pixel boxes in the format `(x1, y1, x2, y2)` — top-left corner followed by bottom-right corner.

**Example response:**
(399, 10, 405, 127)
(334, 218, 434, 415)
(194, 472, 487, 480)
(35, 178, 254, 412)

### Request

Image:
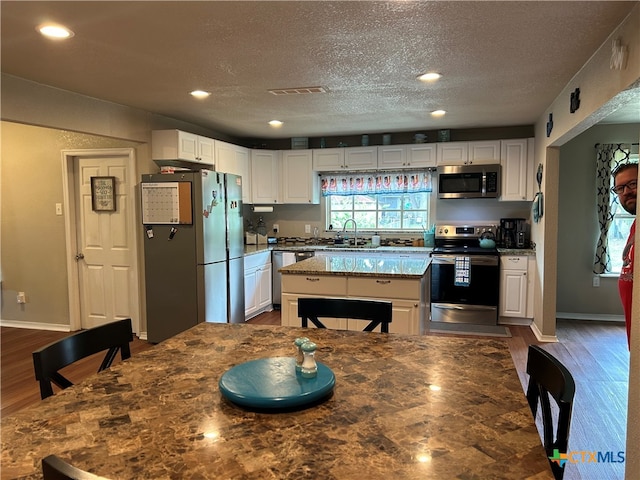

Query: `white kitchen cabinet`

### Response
(251, 150, 281, 204)
(344, 146, 378, 170)
(436, 142, 468, 165)
(280, 273, 425, 335)
(468, 141, 501, 164)
(312, 148, 345, 171)
(500, 138, 534, 202)
(378, 144, 437, 169)
(215, 140, 251, 203)
(500, 255, 530, 318)
(436, 140, 500, 166)
(312, 146, 377, 171)
(281, 150, 320, 204)
(151, 129, 215, 165)
(244, 252, 272, 320)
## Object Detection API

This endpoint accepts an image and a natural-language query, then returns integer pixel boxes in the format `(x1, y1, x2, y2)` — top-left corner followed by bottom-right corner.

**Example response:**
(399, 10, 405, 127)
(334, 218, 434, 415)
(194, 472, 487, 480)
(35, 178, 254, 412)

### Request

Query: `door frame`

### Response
(61, 148, 141, 334)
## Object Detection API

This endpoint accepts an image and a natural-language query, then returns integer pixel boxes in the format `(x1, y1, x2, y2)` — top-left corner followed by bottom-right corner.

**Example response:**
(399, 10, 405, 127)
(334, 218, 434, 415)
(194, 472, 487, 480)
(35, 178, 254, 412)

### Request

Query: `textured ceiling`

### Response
(1, 1, 638, 139)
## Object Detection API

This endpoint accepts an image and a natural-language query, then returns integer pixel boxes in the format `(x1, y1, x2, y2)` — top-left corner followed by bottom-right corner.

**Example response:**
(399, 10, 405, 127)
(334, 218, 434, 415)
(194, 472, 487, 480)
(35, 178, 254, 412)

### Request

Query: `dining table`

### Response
(1, 323, 553, 479)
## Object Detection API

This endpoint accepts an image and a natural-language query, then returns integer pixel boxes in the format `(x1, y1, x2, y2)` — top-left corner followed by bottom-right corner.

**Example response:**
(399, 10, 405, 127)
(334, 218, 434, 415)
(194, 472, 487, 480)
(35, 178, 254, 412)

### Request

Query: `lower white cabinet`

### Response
(499, 255, 534, 319)
(244, 252, 272, 320)
(280, 273, 425, 335)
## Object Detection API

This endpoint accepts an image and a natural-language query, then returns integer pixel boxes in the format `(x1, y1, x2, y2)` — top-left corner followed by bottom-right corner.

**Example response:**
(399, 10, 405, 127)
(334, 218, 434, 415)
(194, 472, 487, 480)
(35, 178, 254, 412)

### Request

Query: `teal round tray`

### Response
(218, 357, 335, 410)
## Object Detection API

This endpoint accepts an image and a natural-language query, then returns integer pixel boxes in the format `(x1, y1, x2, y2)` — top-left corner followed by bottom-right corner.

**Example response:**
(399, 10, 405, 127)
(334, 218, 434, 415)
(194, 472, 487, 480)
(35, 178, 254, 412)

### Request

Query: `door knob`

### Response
(75, 253, 85, 261)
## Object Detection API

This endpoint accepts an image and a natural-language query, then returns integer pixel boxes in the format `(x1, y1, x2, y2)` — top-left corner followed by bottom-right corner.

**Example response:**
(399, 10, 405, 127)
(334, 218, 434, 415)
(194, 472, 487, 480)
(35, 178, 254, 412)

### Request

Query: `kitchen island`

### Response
(280, 255, 430, 335)
(1, 323, 552, 479)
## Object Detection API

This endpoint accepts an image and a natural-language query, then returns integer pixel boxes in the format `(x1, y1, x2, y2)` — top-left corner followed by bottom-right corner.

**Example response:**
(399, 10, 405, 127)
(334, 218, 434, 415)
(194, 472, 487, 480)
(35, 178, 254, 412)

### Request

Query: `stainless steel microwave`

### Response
(437, 164, 501, 199)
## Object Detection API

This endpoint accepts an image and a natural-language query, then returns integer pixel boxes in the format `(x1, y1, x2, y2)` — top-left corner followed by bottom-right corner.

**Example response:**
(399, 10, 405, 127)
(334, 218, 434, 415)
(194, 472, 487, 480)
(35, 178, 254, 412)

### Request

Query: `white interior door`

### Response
(68, 150, 140, 330)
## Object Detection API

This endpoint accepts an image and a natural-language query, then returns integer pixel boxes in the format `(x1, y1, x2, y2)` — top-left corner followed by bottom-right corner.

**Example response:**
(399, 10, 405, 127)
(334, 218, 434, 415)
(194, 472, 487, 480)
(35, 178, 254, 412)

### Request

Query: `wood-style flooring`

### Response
(1, 314, 629, 479)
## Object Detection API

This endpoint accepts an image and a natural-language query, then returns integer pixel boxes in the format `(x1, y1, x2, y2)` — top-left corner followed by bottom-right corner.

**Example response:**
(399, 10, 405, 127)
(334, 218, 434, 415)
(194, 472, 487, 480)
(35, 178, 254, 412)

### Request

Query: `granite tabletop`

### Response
(1, 324, 552, 479)
(279, 256, 431, 278)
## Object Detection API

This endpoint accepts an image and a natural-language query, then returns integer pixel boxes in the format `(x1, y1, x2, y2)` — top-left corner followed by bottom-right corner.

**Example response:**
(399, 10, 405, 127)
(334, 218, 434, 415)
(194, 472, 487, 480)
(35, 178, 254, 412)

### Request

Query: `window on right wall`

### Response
(593, 144, 638, 275)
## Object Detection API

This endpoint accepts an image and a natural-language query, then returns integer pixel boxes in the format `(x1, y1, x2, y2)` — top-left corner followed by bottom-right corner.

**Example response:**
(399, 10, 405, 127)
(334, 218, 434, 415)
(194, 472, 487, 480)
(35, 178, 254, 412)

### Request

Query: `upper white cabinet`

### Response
(152, 130, 214, 165)
(436, 142, 468, 165)
(500, 138, 534, 202)
(214, 140, 251, 203)
(281, 150, 319, 204)
(468, 141, 501, 164)
(436, 140, 500, 165)
(344, 146, 378, 169)
(312, 148, 345, 171)
(313, 147, 377, 171)
(251, 150, 281, 204)
(378, 144, 436, 169)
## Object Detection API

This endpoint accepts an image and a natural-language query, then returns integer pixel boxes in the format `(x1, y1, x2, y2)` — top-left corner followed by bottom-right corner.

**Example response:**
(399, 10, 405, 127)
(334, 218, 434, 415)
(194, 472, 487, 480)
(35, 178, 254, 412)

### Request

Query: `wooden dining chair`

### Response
(298, 298, 393, 332)
(33, 318, 134, 400)
(42, 455, 110, 480)
(526, 345, 575, 480)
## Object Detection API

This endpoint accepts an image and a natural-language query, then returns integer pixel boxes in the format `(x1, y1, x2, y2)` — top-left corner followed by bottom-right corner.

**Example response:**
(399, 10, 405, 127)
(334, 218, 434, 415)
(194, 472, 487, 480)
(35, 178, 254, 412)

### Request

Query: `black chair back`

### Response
(526, 345, 575, 480)
(42, 455, 110, 480)
(298, 298, 392, 332)
(33, 318, 133, 399)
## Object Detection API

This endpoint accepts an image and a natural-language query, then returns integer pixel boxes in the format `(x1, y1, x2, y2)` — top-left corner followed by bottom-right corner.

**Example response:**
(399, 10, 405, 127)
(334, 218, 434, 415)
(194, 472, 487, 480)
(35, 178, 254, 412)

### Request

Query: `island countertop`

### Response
(279, 255, 431, 279)
(1, 323, 552, 479)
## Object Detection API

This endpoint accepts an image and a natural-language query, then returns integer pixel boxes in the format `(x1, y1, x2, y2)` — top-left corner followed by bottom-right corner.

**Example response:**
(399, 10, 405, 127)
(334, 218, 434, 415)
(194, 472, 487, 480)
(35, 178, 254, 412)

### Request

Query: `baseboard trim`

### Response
(0, 320, 148, 340)
(0, 320, 71, 332)
(530, 321, 559, 343)
(556, 312, 624, 322)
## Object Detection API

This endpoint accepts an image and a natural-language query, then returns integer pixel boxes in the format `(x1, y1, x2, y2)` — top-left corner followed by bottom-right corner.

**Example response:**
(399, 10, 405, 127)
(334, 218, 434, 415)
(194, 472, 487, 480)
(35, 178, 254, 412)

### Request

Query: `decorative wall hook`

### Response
(570, 88, 580, 114)
(546, 113, 553, 137)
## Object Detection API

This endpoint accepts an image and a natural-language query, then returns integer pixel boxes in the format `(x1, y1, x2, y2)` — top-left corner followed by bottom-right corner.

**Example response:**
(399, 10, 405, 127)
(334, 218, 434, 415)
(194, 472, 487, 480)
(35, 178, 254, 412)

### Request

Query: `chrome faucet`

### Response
(342, 219, 358, 247)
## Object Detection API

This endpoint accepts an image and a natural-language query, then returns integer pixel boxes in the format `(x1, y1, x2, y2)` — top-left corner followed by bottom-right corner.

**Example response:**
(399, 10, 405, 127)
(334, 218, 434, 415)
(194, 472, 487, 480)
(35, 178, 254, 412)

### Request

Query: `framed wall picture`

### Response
(91, 176, 116, 211)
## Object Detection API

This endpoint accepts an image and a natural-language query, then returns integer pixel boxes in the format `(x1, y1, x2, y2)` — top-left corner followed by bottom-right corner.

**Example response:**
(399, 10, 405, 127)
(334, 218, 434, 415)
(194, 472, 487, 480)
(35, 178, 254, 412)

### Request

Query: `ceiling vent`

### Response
(268, 86, 328, 95)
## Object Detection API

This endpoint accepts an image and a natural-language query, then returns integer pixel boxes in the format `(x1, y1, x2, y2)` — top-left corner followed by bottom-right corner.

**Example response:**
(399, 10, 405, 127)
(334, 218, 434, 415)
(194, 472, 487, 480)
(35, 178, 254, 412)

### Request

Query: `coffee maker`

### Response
(499, 218, 529, 249)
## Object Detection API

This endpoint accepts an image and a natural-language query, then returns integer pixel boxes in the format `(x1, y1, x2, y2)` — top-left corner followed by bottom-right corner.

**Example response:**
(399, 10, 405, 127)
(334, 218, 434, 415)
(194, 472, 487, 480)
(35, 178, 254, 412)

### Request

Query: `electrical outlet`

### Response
(592, 276, 600, 287)
(273, 224, 279, 233)
(55, 203, 63, 216)
(305, 224, 311, 234)
(17, 292, 26, 304)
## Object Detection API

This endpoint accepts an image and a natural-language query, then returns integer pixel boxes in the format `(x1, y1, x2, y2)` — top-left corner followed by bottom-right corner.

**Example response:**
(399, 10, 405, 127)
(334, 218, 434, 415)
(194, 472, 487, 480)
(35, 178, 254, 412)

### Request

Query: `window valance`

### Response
(320, 170, 433, 196)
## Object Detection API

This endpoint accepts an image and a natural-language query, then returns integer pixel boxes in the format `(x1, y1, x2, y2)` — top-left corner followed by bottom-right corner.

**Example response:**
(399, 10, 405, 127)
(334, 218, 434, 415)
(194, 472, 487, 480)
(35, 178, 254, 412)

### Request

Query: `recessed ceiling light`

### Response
(190, 90, 211, 99)
(268, 120, 284, 127)
(418, 72, 442, 82)
(431, 110, 446, 117)
(37, 23, 74, 39)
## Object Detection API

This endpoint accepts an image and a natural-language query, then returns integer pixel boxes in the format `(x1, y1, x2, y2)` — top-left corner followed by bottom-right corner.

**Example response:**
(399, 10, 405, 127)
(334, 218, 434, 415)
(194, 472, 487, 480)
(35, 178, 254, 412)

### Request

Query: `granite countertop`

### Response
(1, 323, 552, 479)
(245, 244, 535, 257)
(279, 255, 431, 278)
(497, 248, 536, 256)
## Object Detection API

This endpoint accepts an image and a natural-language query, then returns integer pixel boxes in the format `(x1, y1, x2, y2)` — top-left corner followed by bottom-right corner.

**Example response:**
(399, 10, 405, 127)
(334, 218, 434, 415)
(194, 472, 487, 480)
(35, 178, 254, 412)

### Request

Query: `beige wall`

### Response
(558, 123, 640, 318)
(1, 123, 141, 326)
(531, 3, 640, 340)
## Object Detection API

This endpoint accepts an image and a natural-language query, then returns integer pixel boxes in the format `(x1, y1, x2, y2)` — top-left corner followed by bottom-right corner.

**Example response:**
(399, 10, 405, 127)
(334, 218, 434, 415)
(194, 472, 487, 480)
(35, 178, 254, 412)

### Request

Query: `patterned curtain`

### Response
(321, 170, 433, 196)
(593, 144, 631, 274)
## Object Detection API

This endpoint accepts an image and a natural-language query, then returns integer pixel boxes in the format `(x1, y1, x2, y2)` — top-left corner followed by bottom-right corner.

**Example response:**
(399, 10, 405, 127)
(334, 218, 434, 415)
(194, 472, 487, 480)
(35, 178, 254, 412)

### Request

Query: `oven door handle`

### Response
(431, 255, 499, 266)
(432, 304, 497, 311)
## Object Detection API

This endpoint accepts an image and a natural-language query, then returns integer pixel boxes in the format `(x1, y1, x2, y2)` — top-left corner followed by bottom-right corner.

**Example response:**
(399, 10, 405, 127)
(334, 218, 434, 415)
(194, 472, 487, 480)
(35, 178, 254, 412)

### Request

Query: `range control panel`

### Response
(435, 225, 497, 240)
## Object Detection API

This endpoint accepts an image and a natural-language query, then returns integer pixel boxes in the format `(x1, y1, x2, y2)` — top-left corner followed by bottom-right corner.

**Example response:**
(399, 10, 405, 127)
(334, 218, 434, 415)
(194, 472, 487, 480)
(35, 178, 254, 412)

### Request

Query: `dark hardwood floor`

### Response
(1, 314, 628, 479)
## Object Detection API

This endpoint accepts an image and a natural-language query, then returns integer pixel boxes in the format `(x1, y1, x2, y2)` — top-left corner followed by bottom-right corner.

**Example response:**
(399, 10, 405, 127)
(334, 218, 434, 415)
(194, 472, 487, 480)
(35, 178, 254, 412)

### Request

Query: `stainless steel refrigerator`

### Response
(141, 170, 245, 343)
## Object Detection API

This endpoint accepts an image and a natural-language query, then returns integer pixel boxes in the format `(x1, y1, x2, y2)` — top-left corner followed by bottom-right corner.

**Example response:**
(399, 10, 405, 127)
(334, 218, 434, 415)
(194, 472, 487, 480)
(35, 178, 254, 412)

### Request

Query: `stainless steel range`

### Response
(430, 224, 500, 325)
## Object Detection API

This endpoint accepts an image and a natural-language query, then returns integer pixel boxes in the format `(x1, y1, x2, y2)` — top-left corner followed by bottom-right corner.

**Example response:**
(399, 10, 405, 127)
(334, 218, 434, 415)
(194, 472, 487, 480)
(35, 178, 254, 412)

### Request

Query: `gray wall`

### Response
(557, 123, 640, 318)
